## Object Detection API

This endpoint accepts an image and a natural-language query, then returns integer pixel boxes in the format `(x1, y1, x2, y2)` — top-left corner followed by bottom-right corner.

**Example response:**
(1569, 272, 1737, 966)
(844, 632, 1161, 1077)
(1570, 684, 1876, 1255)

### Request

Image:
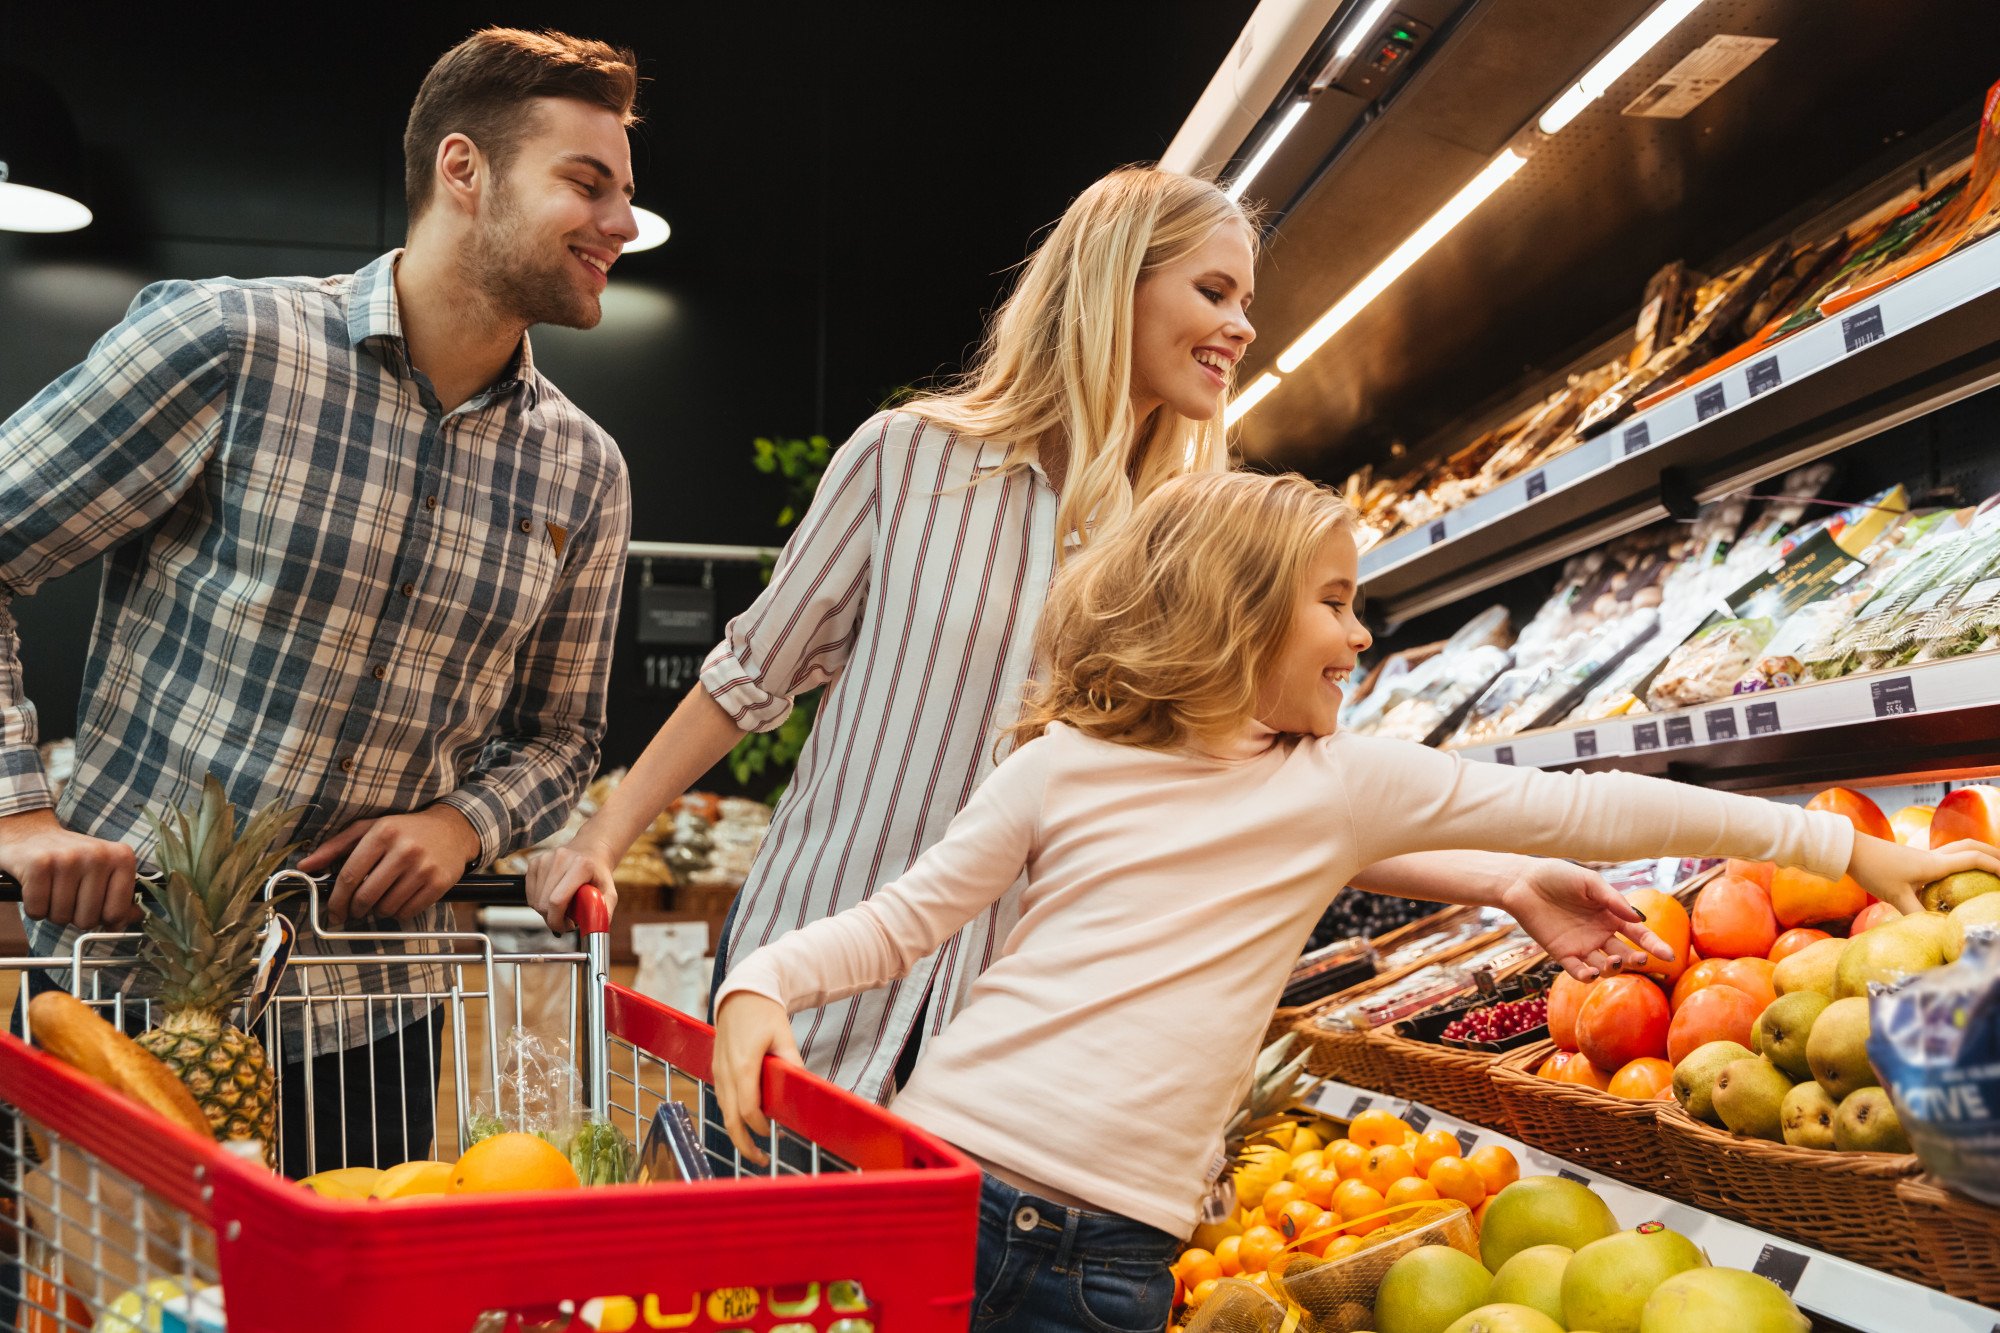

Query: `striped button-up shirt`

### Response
(1, 251, 630, 1055)
(704, 409, 1059, 1102)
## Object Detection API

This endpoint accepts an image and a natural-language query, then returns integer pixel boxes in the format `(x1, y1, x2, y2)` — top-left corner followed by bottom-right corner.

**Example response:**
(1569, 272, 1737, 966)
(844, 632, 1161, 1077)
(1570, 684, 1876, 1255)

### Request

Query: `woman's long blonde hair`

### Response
(906, 166, 1258, 553)
(1010, 471, 1356, 752)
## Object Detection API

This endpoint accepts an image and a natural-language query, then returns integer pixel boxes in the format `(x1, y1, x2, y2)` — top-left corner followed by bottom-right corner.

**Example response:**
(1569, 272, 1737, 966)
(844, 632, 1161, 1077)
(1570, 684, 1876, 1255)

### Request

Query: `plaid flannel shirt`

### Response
(1, 251, 629, 1057)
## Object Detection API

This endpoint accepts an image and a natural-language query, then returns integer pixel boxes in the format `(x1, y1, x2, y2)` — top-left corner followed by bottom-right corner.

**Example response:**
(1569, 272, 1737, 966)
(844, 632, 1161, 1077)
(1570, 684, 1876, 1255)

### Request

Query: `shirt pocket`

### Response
(442, 498, 564, 666)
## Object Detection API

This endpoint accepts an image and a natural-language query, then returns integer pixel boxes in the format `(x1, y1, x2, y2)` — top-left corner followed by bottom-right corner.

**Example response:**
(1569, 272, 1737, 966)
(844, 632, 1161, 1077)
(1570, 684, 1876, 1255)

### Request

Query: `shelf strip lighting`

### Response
(1224, 101, 1310, 204)
(1225, 372, 1283, 427)
(1274, 149, 1526, 376)
(1333, 0, 1400, 62)
(1538, 0, 1708, 136)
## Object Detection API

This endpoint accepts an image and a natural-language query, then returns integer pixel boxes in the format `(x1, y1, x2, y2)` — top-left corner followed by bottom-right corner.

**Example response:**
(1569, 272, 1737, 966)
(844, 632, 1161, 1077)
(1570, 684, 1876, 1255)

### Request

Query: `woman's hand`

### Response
(713, 991, 805, 1165)
(1845, 834, 2000, 915)
(524, 835, 620, 932)
(1499, 861, 1674, 982)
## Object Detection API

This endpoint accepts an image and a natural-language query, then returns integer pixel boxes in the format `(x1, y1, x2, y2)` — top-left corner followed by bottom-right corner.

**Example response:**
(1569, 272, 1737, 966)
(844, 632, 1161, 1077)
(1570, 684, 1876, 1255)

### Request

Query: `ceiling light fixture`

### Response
(626, 206, 671, 253)
(1537, 0, 1708, 136)
(1224, 101, 1310, 204)
(0, 69, 92, 235)
(1225, 372, 1282, 427)
(1333, 0, 1401, 63)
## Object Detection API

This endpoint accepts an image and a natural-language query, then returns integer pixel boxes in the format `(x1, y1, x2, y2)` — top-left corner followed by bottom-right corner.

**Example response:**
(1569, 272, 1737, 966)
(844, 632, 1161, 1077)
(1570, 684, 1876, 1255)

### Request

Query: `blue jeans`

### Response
(973, 1174, 1179, 1333)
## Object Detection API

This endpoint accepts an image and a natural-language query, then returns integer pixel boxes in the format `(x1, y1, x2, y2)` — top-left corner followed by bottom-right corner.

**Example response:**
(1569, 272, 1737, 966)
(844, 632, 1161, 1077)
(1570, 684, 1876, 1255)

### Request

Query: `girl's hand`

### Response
(713, 991, 805, 1165)
(524, 836, 620, 932)
(1499, 861, 1675, 982)
(1845, 834, 2000, 915)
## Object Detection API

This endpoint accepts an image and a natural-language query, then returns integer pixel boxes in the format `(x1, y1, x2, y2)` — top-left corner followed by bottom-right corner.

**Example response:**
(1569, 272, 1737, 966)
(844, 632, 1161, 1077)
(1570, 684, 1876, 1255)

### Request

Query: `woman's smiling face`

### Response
(1129, 220, 1257, 422)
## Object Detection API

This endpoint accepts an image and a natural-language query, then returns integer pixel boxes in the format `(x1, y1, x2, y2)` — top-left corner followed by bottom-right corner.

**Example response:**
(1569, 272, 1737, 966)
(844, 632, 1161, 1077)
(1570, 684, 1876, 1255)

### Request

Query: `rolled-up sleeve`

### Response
(700, 415, 884, 732)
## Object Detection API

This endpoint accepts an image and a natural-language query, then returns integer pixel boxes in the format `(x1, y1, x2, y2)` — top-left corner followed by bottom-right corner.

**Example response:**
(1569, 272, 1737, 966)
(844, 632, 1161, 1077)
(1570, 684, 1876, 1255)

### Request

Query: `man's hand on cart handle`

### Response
(0, 808, 142, 930)
(303, 805, 484, 927)
(526, 839, 621, 933)
(713, 990, 805, 1166)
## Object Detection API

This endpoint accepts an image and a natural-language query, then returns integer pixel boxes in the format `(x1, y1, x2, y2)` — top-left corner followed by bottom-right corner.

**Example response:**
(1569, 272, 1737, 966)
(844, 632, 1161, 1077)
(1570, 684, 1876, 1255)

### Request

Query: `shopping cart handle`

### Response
(568, 882, 612, 935)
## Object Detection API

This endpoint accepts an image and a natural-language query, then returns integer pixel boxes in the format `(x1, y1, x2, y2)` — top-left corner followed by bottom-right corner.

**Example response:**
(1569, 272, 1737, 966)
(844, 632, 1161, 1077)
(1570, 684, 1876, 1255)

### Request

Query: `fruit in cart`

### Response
(1752, 991, 1829, 1080)
(1689, 873, 1779, 958)
(449, 1131, 581, 1193)
(1890, 803, 1935, 847)
(1805, 996, 1878, 1100)
(1607, 1056, 1674, 1100)
(1562, 1222, 1707, 1333)
(96, 1277, 209, 1333)
(1546, 973, 1591, 1051)
(1486, 1244, 1570, 1325)
(1766, 927, 1829, 963)
(1771, 937, 1844, 998)
(1847, 900, 1902, 934)
(1710, 957, 1777, 1012)
(1668, 957, 1724, 1010)
(1670, 1040, 1753, 1122)
(1929, 784, 2000, 848)
(1442, 1303, 1566, 1333)
(1666, 984, 1758, 1065)
(568, 1118, 638, 1185)
(133, 776, 305, 1164)
(1833, 1086, 1911, 1153)
(1944, 893, 2000, 960)
(299, 1165, 385, 1198)
(1711, 1057, 1793, 1140)
(1467, 1145, 1520, 1196)
(1575, 975, 1671, 1071)
(1372, 1245, 1492, 1333)
(1478, 1176, 1617, 1271)
(1921, 868, 2000, 912)
(369, 1159, 454, 1199)
(1638, 1266, 1808, 1333)
(1620, 889, 1692, 984)
(1779, 1080, 1838, 1149)
(1833, 923, 1942, 997)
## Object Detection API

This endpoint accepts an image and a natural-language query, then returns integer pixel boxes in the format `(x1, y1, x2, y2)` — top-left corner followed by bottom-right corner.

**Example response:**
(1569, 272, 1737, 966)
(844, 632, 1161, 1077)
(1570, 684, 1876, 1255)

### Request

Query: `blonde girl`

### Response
(713, 470, 2000, 1332)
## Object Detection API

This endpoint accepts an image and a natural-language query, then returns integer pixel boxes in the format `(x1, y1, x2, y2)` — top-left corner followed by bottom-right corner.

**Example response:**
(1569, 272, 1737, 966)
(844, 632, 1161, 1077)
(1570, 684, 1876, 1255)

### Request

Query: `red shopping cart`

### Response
(0, 876, 979, 1333)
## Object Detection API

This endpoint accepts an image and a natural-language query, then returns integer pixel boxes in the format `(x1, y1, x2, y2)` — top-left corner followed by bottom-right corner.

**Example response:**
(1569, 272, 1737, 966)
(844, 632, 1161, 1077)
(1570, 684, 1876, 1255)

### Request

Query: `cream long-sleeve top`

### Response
(717, 720, 1855, 1237)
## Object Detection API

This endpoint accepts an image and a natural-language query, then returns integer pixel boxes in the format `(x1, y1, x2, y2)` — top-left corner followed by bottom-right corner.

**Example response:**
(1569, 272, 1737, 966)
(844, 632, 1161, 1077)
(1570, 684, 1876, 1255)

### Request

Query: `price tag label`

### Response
(1748, 356, 1783, 396)
(1665, 716, 1696, 748)
(1556, 1168, 1590, 1185)
(1746, 700, 1781, 735)
(1871, 675, 1918, 717)
(1429, 520, 1448, 546)
(1525, 470, 1547, 500)
(1495, 746, 1516, 766)
(1696, 383, 1727, 420)
(1404, 1106, 1431, 1132)
(1349, 1095, 1373, 1116)
(1751, 1244, 1809, 1296)
(1704, 708, 1739, 742)
(1841, 305, 1886, 353)
(1454, 1129, 1480, 1154)
(1623, 422, 1651, 455)
(1574, 729, 1599, 758)
(1633, 721, 1661, 751)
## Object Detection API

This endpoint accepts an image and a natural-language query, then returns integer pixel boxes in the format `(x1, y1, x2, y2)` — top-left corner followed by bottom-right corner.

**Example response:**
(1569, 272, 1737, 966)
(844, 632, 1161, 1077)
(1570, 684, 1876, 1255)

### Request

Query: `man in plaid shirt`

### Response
(0, 29, 637, 1173)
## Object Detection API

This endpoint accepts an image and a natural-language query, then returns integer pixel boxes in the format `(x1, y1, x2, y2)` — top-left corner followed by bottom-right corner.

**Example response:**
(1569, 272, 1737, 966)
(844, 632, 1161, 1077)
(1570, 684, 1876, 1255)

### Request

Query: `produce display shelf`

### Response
(1443, 650, 2000, 791)
(1358, 231, 2000, 622)
(1304, 1078, 1998, 1333)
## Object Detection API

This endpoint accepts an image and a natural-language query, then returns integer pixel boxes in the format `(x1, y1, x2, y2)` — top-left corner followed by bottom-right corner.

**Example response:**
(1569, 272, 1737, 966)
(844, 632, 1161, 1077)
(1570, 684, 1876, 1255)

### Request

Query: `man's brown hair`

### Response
(404, 28, 640, 222)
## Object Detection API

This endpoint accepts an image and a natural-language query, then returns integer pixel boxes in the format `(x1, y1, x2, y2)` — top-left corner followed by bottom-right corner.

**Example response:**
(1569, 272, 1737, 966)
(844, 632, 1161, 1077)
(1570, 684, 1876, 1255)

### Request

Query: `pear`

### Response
(1805, 997, 1878, 1100)
(1712, 1057, 1794, 1141)
(1773, 937, 1845, 998)
(1752, 991, 1829, 1081)
(1921, 869, 2000, 912)
(1671, 1041, 1754, 1124)
(1835, 1087, 1912, 1153)
(1945, 895, 2000, 962)
(1834, 926, 1941, 998)
(1886, 911, 1954, 956)
(1780, 1081, 1838, 1149)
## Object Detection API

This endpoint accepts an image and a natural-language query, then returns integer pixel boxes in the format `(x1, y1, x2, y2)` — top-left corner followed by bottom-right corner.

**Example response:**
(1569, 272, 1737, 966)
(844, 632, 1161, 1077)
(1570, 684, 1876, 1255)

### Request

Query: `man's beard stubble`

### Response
(465, 185, 604, 332)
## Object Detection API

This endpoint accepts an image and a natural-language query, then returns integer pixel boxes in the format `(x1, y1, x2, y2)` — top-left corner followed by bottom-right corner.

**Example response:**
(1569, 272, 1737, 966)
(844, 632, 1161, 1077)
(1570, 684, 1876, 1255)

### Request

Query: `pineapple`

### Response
(134, 774, 303, 1164)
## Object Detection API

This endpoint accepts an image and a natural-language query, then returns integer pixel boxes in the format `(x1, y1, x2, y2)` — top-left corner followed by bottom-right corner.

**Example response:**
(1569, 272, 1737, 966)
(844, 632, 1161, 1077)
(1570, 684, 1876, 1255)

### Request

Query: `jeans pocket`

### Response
(1072, 1254, 1177, 1333)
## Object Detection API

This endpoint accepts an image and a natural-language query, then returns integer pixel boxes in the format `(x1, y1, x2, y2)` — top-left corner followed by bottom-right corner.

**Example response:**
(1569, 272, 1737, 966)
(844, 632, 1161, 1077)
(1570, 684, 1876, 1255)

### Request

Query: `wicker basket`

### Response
(1489, 1039, 1679, 1189)
(1654, 1100, 1932, 1285)
(1370, 1035, 1507, 1126)
(1897, 1174, 2000, 1305)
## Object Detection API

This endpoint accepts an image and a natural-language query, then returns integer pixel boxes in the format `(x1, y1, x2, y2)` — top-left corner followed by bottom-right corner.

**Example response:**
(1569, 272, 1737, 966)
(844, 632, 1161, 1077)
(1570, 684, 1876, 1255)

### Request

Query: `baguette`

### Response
(27, 990, 213, 1141)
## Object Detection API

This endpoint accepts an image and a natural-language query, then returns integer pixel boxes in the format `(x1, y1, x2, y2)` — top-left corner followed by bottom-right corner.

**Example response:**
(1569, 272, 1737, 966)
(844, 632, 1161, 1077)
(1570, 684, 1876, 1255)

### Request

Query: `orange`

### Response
(1213, 1234, 1243, 1277)
(448, 1132, 580, 1194)
(1360, 1144, 1415, 1194)
(1384, 1175, 1440, 1207)
(1287, 1149, 1326, 1181)
(1327, 1139, 1368, 1179)
(1472, 1197, 1491, 1229)
(1260, 1180, 1304, 1217)
(1299, 1166, 1338, 1209)
(1324, 1234, 1367, 1260)
(1334, 1181, 1386, 1223)
(1348, 1109, 1412, 1150)
(1466, 1145, 1519, 1196)
(1274, 1198, 1322, 1241)
(1238, 1225, 1286, 1274)
(1174, 1248, 1222, 1288)
(1188, 1278, 1220, 1309)
(1427, 1157, 1486, 1208)
(1412, 1128, 1463, 1175)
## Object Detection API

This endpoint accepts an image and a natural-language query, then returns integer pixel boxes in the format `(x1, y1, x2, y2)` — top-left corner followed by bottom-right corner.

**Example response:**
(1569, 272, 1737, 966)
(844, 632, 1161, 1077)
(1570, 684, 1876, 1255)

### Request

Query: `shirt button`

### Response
(1013, 1205, 1039, 1233)
(518, 517, 534, 534)
(338, 756, 355, 774)
(424, 496, 439, 511)
(372, 664, 388, 681)
(400, 582, 417, 597)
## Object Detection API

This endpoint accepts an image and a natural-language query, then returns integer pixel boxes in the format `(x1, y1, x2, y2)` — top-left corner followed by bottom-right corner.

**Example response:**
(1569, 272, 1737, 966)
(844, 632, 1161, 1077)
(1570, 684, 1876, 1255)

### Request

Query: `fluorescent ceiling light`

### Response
(1276, 149, 1526, 375)
(627, 206, 671, 253)
(1334, 0, 1401, 62)
(1225, 372, 1282, 426)
(1538, 0, 1708, 135)
(0, 180, 91, 233)
(1225, 101, 1310, 204)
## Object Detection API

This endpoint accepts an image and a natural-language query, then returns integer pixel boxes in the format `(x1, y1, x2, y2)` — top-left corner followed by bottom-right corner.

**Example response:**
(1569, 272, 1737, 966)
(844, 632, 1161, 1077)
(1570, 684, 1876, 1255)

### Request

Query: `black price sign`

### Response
(1525, 470, 1547, 500)
(1623, 422, 1651, 455)
(1633, 721, 1661, 751)
(637, 584, 718, 646)
(1404, 1106, 1431, 1131)
(1748, 356, 1783, 396)
(1349, 1095, 1373, 1116)
(1454, 1129, 1480, 1154)
(1841, 305, 1886, 353)
(1704, 708, 1739, 742)
(1429, 520, 1448, 546)
(1665, 716, 1696, 748)
(1574, 729, 1599, 758)
(1696, 383, 1727, 420)
(1495, 746, 1516, 766)
(1746, 700, 1782, 735)
(1751, 1244, 1809, 1296)
(1871, 675, 1918, 717)
(1556, 1168, 1590, 1185)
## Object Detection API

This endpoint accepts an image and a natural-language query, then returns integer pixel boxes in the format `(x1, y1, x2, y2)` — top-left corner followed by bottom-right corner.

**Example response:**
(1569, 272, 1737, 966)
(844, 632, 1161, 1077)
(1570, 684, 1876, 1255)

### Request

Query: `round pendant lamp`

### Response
(0, 69, 92, 233)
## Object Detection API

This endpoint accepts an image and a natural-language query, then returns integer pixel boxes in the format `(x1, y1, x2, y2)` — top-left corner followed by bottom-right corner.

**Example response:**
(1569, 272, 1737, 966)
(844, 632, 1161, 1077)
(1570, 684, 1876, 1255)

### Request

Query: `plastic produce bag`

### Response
(1871, 929, 2000, 1204)
(1646, 617, 1775, 711)
(468, 1029, 636, 1186)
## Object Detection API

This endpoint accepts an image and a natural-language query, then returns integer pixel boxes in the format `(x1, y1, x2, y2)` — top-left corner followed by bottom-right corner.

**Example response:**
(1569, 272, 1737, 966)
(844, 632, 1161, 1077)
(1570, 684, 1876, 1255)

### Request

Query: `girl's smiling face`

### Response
(1254, 526, 1373, 737)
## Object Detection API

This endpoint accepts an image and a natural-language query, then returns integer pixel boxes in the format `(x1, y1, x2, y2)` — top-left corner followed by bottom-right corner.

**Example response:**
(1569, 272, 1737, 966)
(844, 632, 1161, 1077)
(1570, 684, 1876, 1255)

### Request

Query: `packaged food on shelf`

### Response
(1448, 608, 1659, 745)
(1342, 607, 1511, 735)
(1873, 927, 2000, 1204)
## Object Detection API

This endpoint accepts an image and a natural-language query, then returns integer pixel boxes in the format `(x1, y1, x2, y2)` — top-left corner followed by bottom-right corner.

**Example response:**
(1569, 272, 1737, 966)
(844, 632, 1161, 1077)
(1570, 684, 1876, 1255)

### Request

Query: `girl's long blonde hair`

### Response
(906, 166, 1258, 553)
(1010, 471, 1356, 752)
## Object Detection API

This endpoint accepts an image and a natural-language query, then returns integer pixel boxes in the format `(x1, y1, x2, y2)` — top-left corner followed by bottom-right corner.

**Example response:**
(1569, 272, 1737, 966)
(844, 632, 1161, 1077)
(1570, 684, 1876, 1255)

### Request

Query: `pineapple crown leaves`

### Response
(1223, 1033, 1323, 1150)
(137, 774, 307, 1013)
